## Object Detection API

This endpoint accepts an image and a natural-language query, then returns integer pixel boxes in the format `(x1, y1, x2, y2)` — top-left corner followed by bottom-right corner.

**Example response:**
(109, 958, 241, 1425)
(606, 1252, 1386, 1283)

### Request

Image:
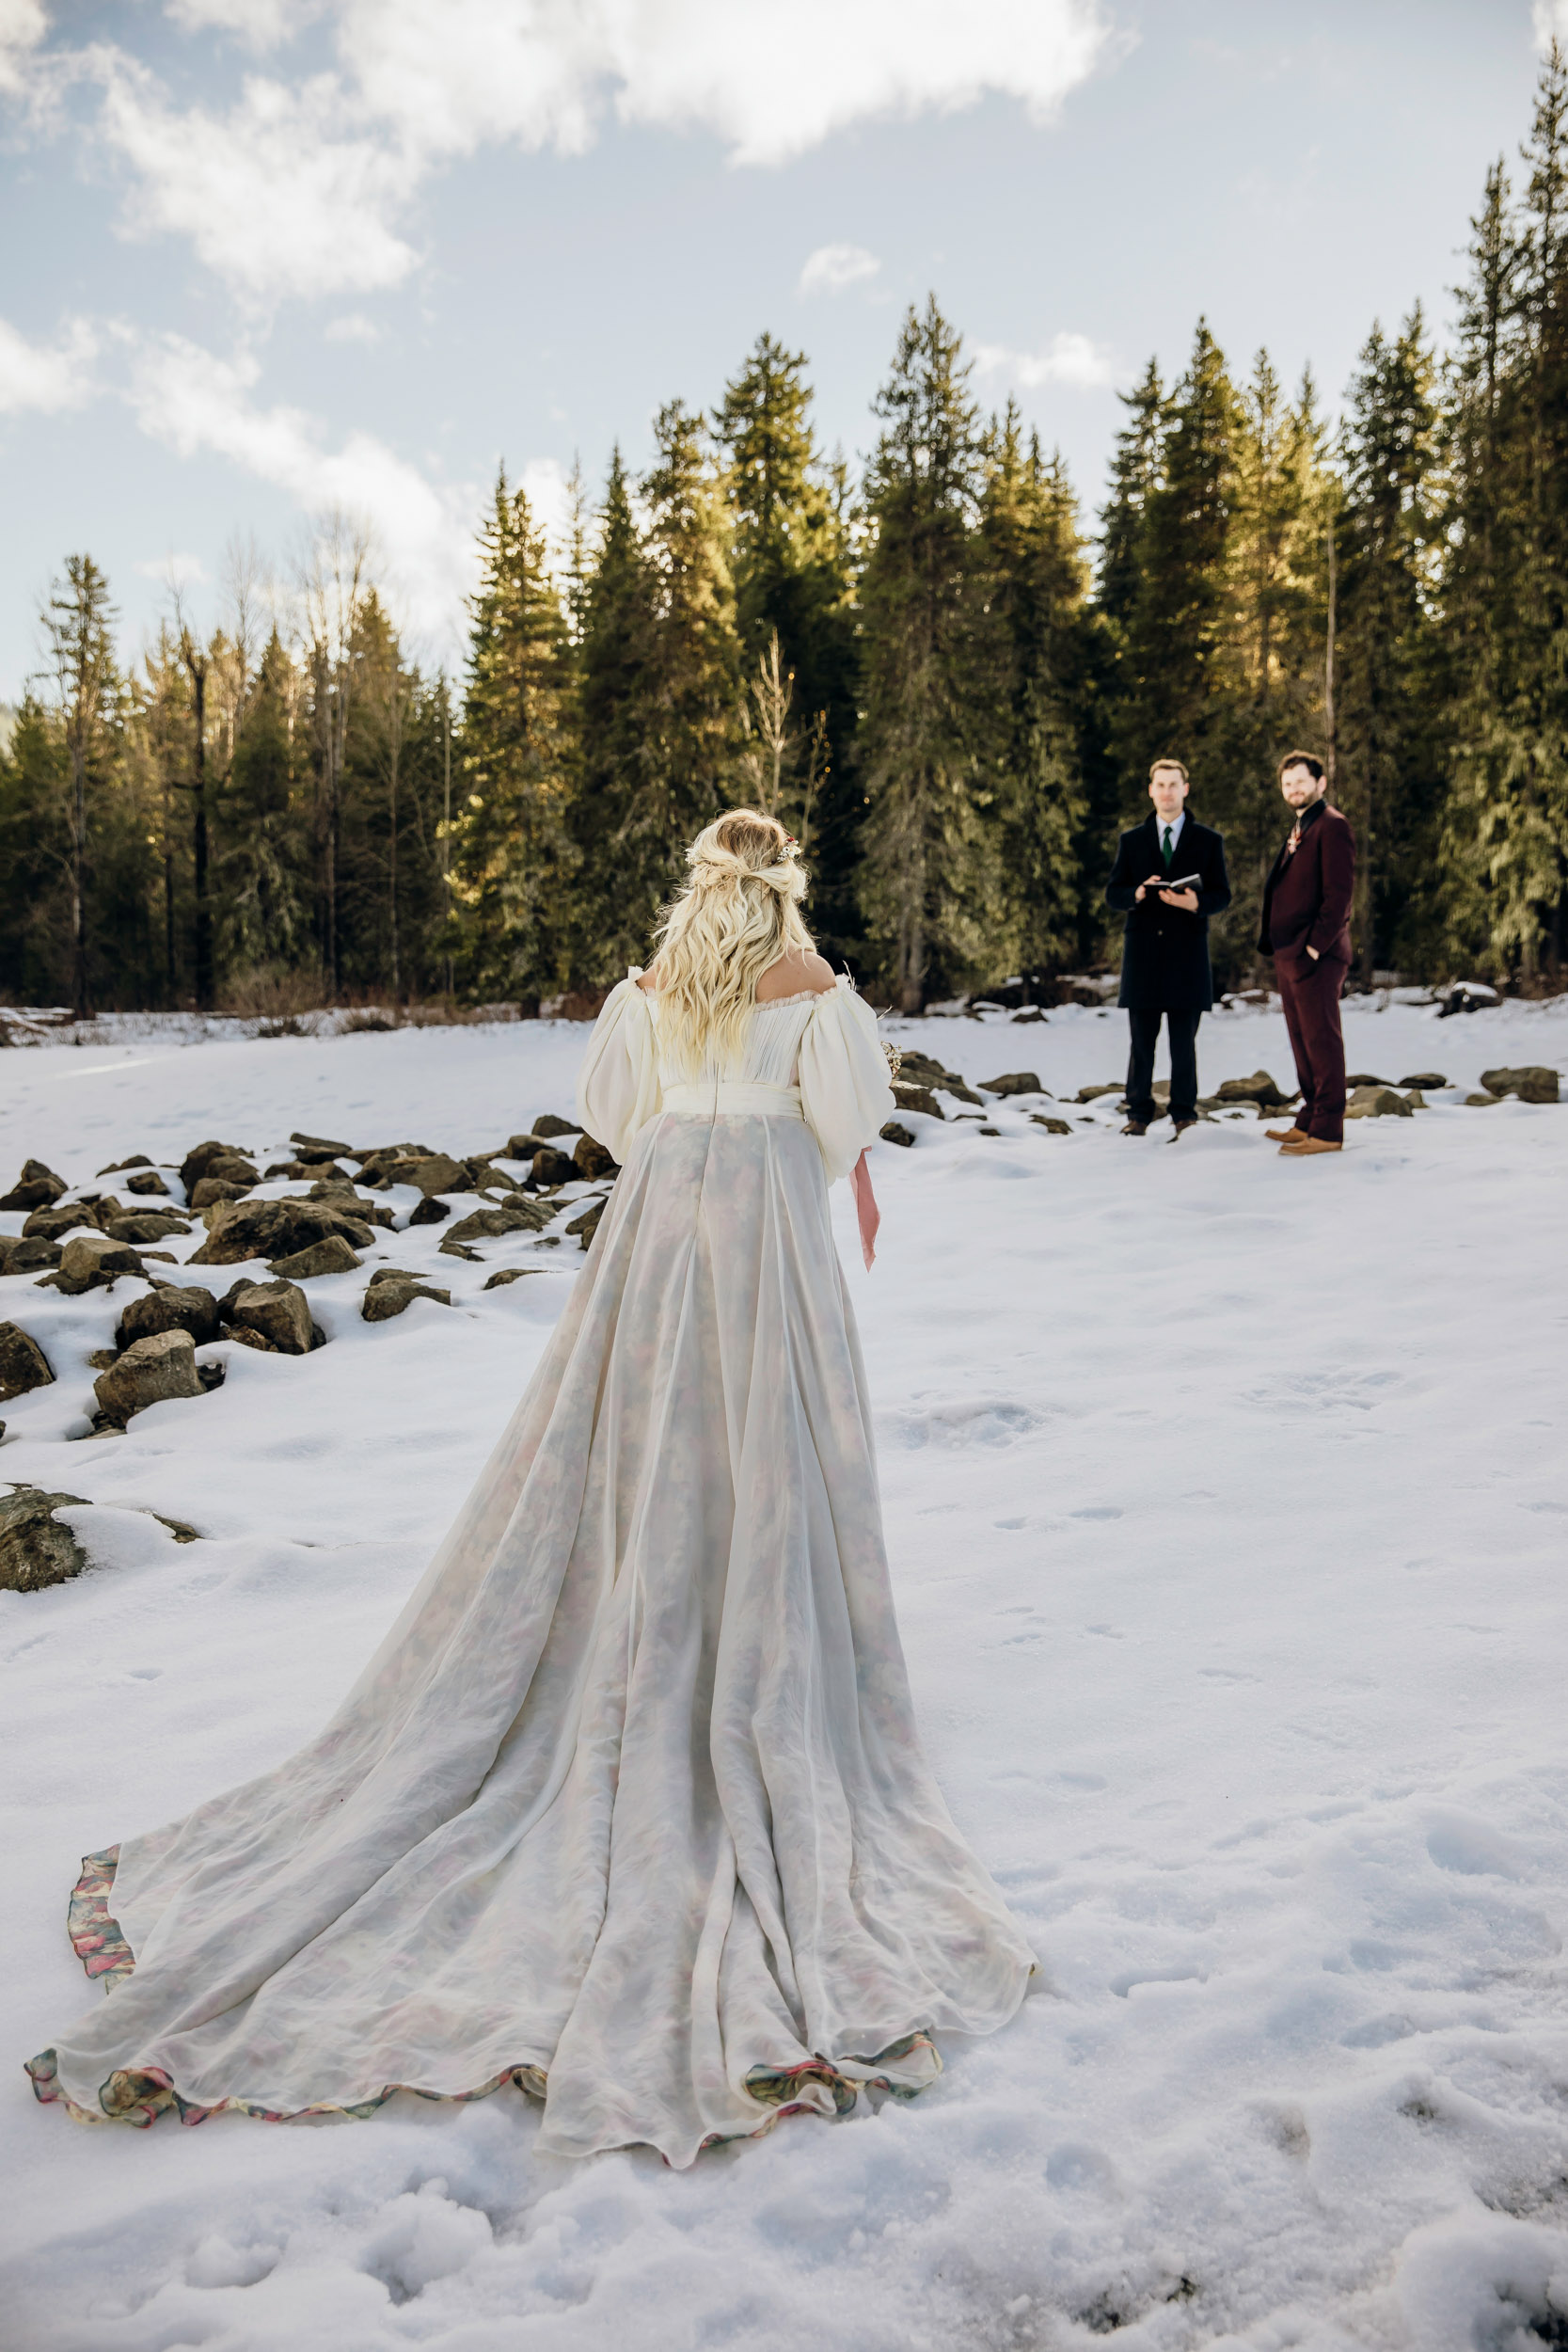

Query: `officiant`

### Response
(1105, 757, 1232, 1136)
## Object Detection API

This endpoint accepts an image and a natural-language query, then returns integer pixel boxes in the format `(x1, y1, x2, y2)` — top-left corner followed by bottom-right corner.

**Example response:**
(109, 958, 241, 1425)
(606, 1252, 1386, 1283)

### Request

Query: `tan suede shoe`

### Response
(1279, 1136, 1342, 1156)
(1265, 1124, 1307, 1142)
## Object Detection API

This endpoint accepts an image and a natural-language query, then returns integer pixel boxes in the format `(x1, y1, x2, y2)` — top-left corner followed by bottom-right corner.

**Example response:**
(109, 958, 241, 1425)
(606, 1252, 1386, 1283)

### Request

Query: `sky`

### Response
(0, 0, 1558, 702)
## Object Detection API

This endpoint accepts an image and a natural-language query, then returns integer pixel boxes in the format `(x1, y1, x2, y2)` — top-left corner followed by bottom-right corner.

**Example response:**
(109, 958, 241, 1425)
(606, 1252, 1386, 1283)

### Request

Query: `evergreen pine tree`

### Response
(1116, 322, 1241, 796)
(454, 469, 578, 1003)
(575, 446, 659, 981)
(1446, 44, 1568, 979)
(977, 406, 1090, 980)
(715, 335, 860, 952)
(1098, 358, 1165, 644)
(1513, 39, 1568, 976)
(0, 695, 71, 1004)
(1440, 158, 1521, 975)
(578, 399, 739, 972)
(131, 628, 191, 1003)
(1223, 356, 1335, 930)
(40, 555, 121, 1016)
(223, 627, 308, 979)
(857, 297, 999, 1009)
(1334, 309, 1441, 978)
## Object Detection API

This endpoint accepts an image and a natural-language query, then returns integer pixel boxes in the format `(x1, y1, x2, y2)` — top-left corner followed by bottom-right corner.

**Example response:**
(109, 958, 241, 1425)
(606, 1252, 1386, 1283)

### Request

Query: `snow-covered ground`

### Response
(1, 994, 1565, 2352)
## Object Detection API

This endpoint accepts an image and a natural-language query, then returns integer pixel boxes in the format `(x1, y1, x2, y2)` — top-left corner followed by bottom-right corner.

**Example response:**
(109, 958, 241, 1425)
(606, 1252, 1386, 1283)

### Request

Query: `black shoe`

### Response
(1121, 1120, 1148, 1136)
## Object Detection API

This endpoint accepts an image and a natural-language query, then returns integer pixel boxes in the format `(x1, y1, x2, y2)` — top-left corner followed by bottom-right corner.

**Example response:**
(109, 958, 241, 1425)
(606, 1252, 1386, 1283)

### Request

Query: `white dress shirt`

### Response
(1154, 810, 1186, 866)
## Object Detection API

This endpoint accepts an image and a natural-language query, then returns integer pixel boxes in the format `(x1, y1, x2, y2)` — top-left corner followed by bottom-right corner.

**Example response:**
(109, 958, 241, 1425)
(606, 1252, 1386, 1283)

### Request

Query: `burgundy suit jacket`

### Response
(1258, 802, 1355, 962)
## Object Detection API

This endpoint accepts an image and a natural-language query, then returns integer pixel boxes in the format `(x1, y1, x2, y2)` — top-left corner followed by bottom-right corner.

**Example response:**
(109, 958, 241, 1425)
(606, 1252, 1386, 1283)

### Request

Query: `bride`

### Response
(28, 808, 1034, 2167)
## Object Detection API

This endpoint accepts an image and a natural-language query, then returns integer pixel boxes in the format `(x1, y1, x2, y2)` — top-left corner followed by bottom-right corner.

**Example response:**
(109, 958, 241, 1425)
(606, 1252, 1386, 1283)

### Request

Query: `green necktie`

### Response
(1162, 825, 1173, 871)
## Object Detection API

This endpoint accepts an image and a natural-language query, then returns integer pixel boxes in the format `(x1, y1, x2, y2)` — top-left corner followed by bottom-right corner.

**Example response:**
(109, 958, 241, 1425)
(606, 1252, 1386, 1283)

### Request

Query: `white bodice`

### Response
(578, 971, 895, 1183)
(650, 989, 820, 1090)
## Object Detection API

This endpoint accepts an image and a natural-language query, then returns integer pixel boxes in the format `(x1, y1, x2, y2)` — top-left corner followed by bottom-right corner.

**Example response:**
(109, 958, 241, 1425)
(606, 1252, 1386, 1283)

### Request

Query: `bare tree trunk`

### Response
(70, 732, 88, 1020)
(329, 674, 347, 994)
(181, 637, 214, 1009)
(441, 682, 453, 999)
(297, 514, 371, 1001)
(1324, 526, 1338, 793)
(899, 778, 927, 1012)
(387, 690, 401, 1003)
(162, 764, 177, 1003)
(44, 558, 119, 1023)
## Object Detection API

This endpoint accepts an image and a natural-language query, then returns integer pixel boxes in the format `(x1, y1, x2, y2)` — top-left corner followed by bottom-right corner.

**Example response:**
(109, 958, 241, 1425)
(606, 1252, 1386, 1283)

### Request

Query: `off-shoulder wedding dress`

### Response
(29, 974, 1033, 2166)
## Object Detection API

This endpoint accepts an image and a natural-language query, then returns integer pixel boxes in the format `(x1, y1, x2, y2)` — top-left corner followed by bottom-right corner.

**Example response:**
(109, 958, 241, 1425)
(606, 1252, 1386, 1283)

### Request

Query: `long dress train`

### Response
(27, 975, 1035, 2166)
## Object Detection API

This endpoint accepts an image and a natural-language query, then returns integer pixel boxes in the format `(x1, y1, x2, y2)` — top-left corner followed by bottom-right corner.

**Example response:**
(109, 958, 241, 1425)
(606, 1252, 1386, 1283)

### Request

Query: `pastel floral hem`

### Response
(26, 1846, 941, 2150)
(67, 1847, 134, 1985)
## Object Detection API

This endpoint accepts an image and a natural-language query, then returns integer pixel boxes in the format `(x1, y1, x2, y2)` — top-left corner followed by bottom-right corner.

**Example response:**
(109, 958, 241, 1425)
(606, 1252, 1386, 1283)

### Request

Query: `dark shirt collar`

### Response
(1293, 797, 1326, 831)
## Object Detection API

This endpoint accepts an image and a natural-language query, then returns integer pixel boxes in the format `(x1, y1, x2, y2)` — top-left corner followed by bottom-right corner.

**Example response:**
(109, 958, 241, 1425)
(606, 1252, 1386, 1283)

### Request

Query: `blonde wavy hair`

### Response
(646, 809, 813, 1076)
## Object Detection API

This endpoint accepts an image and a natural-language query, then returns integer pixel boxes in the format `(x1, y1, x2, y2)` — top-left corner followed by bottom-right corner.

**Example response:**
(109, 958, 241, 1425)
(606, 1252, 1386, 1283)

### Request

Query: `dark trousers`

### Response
(1276, 954, 1349, 1141)
(1126, 1007, 1202, 1122)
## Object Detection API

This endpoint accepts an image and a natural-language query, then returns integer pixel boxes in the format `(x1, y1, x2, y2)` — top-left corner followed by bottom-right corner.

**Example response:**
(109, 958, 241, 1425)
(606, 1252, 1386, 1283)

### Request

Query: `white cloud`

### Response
(126, 334, 476, 648)
(596, 0, 1112, 167)
(1535, 0, 1568, 42)
(799, 242, 881, 297)
(339, 0, 605, 162)
(99, 59, 417, 304)
(0, 0, 46, 95)
(974, 332, 1114, 390)
(6, 2, 1112, 304)
(0, 312, 97, 415)
(338, 0, 1113, 167)
(324, 310, 382, 342)
(134, 549, 209, 586)
(165, 0, 324, 45)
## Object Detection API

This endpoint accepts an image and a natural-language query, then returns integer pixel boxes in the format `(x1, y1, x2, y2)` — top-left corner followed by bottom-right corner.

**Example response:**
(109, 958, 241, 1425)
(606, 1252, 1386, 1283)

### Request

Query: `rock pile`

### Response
(1437, 981, 1498, 1017)
(191, 1198, 375, 1266)
(1213, 1071, 1297, 1110)
(92, 1329, 214, 1427)
(1345, 1086, 1416, 1120)
(270, 1233, 362, 1280)
(0, 1323, 54, 1399)
(220, 1278, 318, 1355)
(0, 1160, 67, 1212)
(117, 1286, 222, 1349)
(0, 1236, 65, 1276)
(1477, 1065, 1559, 1104)
(895, 1054, 981, 1105)
(362, 1268, 452, 1321)
(0, 1485, 89, 1591)
(0, 1486, 199, 1591)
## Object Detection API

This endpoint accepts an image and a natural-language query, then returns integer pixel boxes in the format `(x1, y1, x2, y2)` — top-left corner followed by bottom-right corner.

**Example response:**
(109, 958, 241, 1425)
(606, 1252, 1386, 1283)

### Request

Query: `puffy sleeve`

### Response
(796, 977, 896, 1183)
(577, 971, 662, 1163)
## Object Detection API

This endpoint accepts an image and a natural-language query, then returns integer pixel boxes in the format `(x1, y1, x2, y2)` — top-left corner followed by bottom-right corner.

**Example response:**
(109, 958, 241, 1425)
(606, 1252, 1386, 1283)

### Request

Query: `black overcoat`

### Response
(1105, 813, 1232, 1012)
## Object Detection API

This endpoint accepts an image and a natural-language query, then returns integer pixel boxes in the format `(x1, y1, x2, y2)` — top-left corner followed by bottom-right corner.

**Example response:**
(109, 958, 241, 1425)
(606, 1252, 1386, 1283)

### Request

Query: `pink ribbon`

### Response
(850, 1150, 880, 1271)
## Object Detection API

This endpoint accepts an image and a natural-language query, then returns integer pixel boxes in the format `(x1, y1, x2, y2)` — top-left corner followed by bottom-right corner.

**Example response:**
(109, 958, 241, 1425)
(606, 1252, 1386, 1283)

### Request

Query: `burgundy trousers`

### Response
(1275, 953, 1350, 1142)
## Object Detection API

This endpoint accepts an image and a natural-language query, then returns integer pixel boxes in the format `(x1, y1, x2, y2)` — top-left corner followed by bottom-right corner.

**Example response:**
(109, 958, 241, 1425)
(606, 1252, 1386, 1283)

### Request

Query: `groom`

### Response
(1105, 757, 1231, 1136)
(1258, 750, 1355, 1156)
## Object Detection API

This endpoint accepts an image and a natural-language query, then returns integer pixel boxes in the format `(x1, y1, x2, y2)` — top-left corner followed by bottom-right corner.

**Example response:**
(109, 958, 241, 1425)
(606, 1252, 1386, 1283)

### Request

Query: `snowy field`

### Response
(1, 993, 1565, 2352)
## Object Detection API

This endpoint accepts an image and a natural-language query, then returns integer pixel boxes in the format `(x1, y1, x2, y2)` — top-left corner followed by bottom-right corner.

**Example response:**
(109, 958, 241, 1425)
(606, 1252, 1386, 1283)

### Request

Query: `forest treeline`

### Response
(4, 52, 1567, 1017)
